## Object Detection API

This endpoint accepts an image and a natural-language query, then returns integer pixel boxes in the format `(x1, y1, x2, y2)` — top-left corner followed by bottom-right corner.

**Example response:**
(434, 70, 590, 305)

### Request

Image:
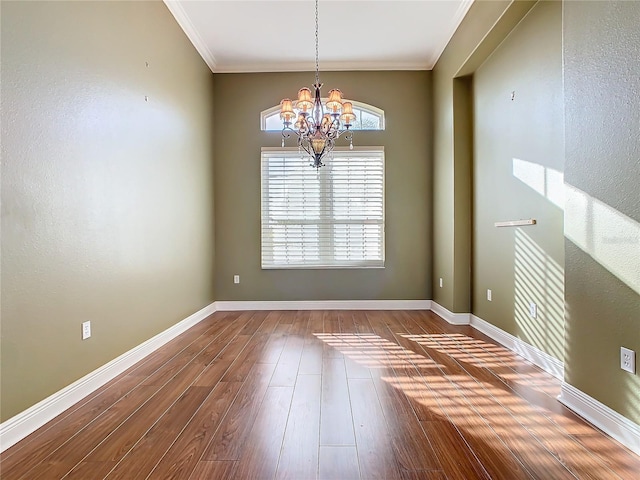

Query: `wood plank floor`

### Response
(2, 310, 639, 479)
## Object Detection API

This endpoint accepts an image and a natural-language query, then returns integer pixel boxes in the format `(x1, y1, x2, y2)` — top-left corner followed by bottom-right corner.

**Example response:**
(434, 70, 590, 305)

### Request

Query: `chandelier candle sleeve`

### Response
(278, 0, 355, 169)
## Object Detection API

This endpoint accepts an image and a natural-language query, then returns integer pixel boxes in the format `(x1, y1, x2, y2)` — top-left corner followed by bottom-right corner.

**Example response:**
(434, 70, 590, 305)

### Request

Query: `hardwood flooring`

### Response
(1, 310, 639, 479)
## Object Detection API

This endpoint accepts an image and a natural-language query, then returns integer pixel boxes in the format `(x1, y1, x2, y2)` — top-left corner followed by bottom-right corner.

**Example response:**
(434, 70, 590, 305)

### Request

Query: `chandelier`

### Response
(279, 0, 356, 169)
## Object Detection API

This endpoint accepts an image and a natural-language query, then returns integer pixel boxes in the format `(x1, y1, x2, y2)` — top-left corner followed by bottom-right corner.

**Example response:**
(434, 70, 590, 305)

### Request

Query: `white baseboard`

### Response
(429, 301, 471, 325)
(0, 302, 217, 453)
(428, 303, 563, 379)
(430, 305, 640, 456)
(5, 300, 637, 459)
(470, 314, 564, 380)
(559, 383, 640, 456)
(0, 299, 429, 451)
(214, 299, 432, 311)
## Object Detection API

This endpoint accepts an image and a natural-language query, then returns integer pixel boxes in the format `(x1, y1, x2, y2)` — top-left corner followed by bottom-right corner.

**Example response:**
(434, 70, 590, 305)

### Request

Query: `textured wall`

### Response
(563, 0, 640, 423)
(1, 1, 215, 420)
(431, 0, 536, 312)
(214, 71, 431, 301)
(473, 1, 564, 361)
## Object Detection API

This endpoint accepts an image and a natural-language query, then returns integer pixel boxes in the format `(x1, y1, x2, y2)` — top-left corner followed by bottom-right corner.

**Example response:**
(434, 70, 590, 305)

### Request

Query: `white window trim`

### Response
(260, 100, 385, 132)
(261, 146, 385, 270)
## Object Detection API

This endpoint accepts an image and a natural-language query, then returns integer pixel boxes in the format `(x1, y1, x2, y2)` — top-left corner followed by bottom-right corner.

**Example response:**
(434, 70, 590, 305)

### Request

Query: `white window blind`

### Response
(261, 148, 385, 269)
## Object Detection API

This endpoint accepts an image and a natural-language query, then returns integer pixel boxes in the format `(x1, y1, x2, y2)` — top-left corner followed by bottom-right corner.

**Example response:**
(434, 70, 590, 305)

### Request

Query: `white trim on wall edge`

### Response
(469, 314, 564, 380)
(431, 301, 640, 455)
(431, 304, 640, 456)
(559, 383, 640, 456)
(0, 302, 217, 453)
(429, 302, 471, 325)
(214, 300, 432, 311)
(4, 299, 637, 458)
(428, 303, 563, 379)
(163, 1, 218, 72)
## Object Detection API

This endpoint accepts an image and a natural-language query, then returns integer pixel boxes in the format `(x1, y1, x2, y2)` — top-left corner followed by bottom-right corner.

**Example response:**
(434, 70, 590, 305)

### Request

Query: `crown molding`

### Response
(212, 61, 431, 74)
(428, 0, 475, 68)
(163, 0, 217, 72)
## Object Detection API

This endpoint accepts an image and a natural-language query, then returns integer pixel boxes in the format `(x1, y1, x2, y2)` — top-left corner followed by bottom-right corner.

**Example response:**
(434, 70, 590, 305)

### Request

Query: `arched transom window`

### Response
(261, 100, 385, 132)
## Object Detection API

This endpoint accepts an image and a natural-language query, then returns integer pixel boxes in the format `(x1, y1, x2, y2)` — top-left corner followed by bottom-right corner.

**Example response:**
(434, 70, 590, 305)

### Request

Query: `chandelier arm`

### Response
(303, 113, 317, 131)
(281, 128, 291, 147)
(298, 116, 310, 134)
(282, 126, 311, 146)
(282, 126, 300, 139)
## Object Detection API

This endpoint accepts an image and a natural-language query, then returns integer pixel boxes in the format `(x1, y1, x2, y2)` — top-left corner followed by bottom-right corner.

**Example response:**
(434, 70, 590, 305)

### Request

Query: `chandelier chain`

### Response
(315, 0, 319, 85)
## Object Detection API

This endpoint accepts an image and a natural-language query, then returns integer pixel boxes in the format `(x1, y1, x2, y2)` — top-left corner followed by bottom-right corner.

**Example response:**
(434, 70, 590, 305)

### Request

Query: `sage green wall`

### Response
(214, 71, 431, 301)
(473, 1, 564, 361)
(563, 0, 640, 424)
(435, 0, 639, 427)
(1, 1, 215, 421)
(432, 0, 536, 312)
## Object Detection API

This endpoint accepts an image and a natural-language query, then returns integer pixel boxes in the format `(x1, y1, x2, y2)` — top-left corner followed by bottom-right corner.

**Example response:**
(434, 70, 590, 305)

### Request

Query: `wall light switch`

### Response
(233, 275, 240, 284)
(439, 278, 443, 288)
(529, 302, 537, 318)
(487, 289, 492, 301)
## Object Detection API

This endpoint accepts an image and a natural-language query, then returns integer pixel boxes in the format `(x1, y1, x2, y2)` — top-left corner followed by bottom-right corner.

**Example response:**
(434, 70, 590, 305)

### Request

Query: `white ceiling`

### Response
(164, 0, 474, 73)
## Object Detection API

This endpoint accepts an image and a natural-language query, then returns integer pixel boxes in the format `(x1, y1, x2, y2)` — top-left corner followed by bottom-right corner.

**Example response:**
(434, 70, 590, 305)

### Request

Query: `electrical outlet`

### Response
(233, 275, 240, 284)
(487, 289, 492, 301)
(621, 347, 636, 374)
(82, 321, 91, 340)
(439, 278, 443, 288)
(529, 302, 537, 318)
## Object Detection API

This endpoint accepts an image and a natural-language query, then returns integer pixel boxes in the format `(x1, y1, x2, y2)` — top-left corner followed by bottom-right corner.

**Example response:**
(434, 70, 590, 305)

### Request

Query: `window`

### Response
(261, 148, 385, 269)
(261, 101, 385, 131)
